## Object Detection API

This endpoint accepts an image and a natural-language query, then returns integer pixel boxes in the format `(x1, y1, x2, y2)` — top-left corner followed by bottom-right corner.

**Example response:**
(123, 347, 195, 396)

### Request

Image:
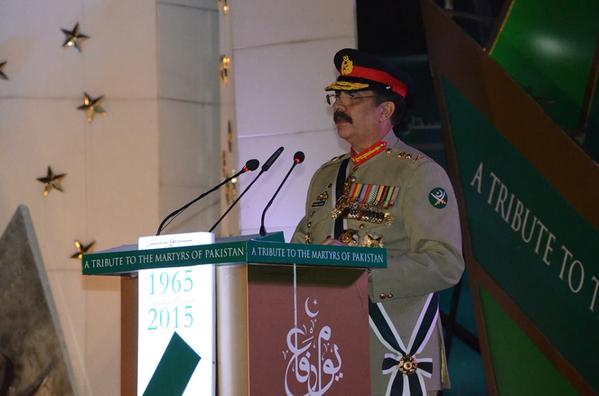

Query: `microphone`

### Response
(259, 151, 305, 236)
(156, 158, 260, 235)
(262, 146, 284, 171)
(209, 147, 285, 233)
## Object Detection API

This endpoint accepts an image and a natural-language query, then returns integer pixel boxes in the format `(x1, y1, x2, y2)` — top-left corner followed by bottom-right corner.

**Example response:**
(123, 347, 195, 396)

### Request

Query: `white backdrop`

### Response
(0, 0, 356, 394)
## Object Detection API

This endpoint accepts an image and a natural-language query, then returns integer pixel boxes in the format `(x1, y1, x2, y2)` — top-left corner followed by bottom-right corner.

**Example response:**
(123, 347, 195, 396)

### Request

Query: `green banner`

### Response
(443, 79, 599, 390)
(82, 241, 246, 275)
(490, 0, 599, 131)
(480, 288, 578, 395)
(247, 241, 386, 267)
(82, 240, 386, 275)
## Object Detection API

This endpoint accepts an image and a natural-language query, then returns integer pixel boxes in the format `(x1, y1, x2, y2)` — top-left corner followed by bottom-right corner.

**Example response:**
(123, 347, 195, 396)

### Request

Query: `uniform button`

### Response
(387, 292, 394, 299)
(359, 223, 365, 229)
(379, 293, 387, 300)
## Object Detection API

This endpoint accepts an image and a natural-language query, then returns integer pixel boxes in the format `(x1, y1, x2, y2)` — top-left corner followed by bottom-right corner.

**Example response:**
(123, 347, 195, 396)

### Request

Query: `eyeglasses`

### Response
(325, 93, 378, 106)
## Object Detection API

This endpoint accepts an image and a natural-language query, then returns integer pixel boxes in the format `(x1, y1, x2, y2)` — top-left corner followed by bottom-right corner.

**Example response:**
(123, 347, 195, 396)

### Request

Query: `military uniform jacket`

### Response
(291, 137, 464, 395)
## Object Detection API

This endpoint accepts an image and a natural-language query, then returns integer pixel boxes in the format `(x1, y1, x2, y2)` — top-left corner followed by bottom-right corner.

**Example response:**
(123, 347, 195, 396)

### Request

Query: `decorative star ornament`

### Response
(218, 0, 230, 15)
(36, 166, 66, 197)
(71, 240, 95, 260)
(0, 61, 7, 80)
(219, 55, 231, 84)
(61, 22, 89, 52)
(77, 92, 106, 123)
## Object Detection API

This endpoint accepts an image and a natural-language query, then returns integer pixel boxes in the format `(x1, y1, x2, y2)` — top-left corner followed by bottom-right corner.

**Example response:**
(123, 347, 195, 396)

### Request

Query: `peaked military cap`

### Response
(325, 48, 413, 99)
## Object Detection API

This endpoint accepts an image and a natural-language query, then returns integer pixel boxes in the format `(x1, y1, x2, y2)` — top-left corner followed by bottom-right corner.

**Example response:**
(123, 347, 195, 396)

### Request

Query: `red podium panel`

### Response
(249, 266, 370, 395)
(217, 265, 371, 395)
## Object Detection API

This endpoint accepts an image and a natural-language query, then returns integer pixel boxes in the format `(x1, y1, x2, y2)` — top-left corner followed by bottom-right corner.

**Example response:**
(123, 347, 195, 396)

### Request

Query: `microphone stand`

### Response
(209, 147, 284, 233)
(259, 159, 301, 236)
(156, 162, 257, 235)
(209, 170, 262, 233)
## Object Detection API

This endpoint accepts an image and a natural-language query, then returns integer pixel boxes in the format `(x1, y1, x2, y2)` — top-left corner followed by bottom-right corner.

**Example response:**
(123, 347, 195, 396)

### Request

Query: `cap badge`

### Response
(429, 187, 448, 209)
(341, 55, 353, 75)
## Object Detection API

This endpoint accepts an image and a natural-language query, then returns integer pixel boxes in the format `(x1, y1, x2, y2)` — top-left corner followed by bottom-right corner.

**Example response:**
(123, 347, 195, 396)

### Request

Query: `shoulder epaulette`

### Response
(384, 147, 424, 163)
(322, 153, 349, 167)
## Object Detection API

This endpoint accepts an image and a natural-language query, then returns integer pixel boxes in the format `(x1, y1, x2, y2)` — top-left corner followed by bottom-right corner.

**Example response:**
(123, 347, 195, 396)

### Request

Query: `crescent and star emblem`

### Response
(429, 188, 448, 209)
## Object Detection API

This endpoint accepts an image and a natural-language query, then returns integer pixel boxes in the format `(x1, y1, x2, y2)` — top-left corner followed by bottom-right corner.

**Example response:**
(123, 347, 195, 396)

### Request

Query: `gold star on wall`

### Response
(61, 22, 89, 52)
(36, 166, 66, 197)
(0, 61, 8, 80)
(77, 92, 106, 123)
(220, 55, 231, 84)
(218, 0, 230, 15)
(71, 240, 95, 260)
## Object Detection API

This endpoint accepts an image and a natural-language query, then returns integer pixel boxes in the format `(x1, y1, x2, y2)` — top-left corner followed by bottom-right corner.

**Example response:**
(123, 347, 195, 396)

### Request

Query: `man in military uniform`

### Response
(292, 49, 464, 396)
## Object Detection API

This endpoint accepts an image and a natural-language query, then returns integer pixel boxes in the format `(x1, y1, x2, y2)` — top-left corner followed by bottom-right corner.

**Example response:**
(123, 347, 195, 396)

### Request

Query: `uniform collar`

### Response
(349, 129, 401, 166)
(351, 140, 388, 166)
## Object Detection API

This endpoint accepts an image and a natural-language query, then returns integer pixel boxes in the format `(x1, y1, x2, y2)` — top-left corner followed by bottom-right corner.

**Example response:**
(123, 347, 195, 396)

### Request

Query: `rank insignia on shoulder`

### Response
(311, 191, 329, 208)
(429, 187, 448, 209)
(397, 151, 420, 162)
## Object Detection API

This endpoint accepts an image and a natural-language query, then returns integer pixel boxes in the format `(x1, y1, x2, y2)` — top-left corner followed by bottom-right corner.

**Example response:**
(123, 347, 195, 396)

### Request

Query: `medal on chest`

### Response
(331, 140, 398, 225)
(331, 177, 398, 226)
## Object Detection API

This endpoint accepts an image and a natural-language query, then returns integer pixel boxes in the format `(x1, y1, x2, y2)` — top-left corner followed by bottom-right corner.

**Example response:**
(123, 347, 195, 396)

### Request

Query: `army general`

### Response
(291, 48, 465, 396)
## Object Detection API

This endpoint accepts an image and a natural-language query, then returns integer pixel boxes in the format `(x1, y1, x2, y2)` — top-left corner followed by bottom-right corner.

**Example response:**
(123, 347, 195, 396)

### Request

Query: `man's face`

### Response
(331, 90, 382, 150)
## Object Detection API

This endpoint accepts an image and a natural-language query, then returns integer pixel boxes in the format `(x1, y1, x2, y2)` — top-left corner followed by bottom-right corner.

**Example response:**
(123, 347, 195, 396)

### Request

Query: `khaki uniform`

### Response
(292, 136, 464, 395)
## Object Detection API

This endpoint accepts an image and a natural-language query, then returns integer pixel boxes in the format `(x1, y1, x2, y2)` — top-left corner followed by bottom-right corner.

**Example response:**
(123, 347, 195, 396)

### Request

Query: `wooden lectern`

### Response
(82, 232, 386, 395)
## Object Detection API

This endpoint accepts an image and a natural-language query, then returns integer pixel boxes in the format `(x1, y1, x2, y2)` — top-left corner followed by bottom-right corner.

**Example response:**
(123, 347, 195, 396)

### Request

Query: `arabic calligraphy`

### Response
(283, 298, 343, 396)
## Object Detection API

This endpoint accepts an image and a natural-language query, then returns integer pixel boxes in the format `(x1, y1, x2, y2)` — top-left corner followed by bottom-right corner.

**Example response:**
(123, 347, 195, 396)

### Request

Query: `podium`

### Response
(82, 232, 386, 395)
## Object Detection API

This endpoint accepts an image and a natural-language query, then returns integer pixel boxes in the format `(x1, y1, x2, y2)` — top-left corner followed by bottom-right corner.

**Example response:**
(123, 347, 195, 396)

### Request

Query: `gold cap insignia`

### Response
(340, 55, 353, 75)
